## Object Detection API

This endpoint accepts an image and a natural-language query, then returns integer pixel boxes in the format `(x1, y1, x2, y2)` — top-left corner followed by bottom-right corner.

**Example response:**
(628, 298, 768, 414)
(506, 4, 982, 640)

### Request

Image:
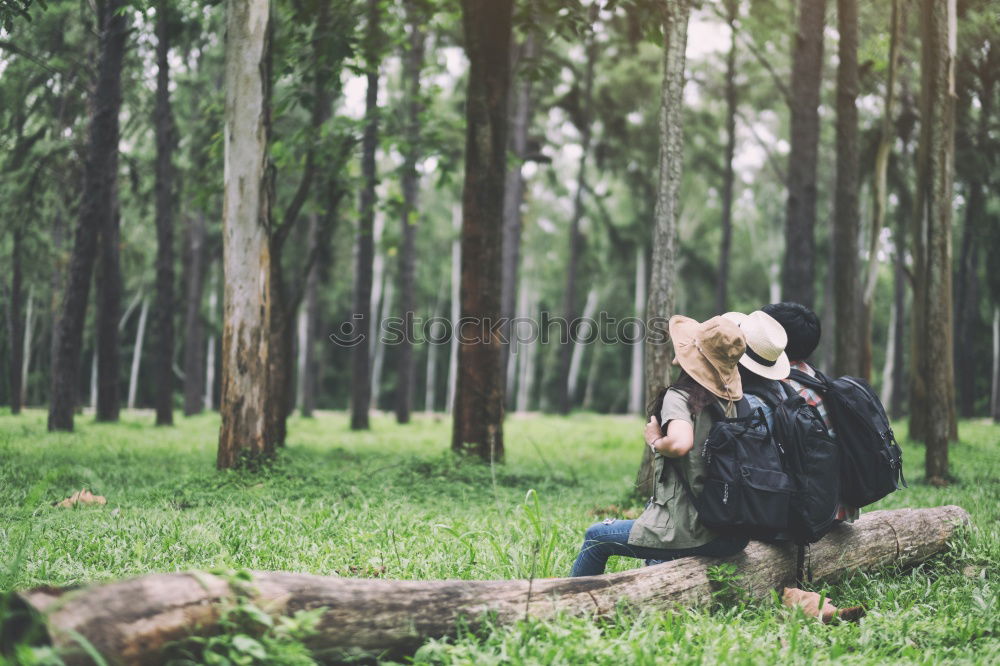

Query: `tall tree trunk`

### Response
(89, 347, 98, 412)
(452, 0, 513, 461)
(860, 0, 903, 381)
(832, 0, 862, 378)
(48, 0, 127, 431)
(217, 0, 275, 469)
(205, 264, 218, 412)
(370, 281, 394, 410)
(557, 36, 597, 415)
(267, 0, 336, 444)
(152, 0, 176, 426)
(507, 270, 531, 407)
(889, 101, 914, 419)
(566, 288, 599, 408)
(95, 195, 122, 422)
(446, 204, 461, 415)
(781, 0, 826, 307)
(880, 293, 897, 407)
(21, 288, 34, 406)
(351, 0, 381, 431)
(267, 253, 292, 445)
(299, 214, 320, 417)
(991, 306, 999, 421)
(367, 212, 386, 384)
(628, 247, 646, 414)
(500, 34, 537, 397)
(515, 288, 538, 413)
(8, 228, 24, 414)
(182, 214, 207, 416)
(395, 1, 427, 425)
(716, 0, 737, 315)
(636, 0, 691, 499)
(954, 229, 980, 418)
(911, 0, 957, 483)
(953, 48, 994, 419)
(424, 282, 446, 414)
(127, 298, 149, 410)
(49, 213, 65, 385)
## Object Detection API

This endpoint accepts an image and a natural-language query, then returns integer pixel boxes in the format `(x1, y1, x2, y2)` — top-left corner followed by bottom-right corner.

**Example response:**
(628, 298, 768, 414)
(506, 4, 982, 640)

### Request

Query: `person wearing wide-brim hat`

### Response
(722, 310, 791, 381)
(569, 315, 751, 577)
(715, 309, 791, 440)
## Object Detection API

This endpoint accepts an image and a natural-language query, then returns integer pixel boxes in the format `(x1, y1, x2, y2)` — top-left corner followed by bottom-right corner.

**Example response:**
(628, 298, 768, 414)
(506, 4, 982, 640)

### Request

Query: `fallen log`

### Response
(12, 505, 969, 664)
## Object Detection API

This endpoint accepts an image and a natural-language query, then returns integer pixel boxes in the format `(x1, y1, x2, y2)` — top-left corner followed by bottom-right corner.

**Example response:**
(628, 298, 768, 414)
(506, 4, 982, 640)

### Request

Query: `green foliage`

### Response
(163, 569, 325, 666)
(1, 411, 998, 662)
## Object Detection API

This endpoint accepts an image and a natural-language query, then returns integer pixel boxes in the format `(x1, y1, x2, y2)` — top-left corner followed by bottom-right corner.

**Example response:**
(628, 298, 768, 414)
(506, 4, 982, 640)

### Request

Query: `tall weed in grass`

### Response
(0, 409, 997, 664)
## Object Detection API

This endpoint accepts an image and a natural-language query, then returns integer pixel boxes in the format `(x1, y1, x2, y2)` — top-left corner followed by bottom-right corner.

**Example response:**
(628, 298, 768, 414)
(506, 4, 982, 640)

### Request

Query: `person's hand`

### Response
(644, 416, 662, 447)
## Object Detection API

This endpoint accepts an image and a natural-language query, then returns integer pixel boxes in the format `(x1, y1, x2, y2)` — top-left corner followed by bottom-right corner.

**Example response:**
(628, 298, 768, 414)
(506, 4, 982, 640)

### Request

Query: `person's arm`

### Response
(644, 416, 695, 458)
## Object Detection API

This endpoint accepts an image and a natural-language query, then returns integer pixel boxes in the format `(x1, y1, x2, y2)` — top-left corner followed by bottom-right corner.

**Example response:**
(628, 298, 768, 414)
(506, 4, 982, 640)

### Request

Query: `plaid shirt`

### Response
(782, 361, 859, 523)
(785, 361, 835, 436)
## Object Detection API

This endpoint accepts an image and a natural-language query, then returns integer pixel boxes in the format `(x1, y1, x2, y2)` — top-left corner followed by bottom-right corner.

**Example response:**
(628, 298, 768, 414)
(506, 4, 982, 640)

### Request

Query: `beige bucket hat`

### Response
(722, 310, 791, 380)
(668, 315, 746, 401)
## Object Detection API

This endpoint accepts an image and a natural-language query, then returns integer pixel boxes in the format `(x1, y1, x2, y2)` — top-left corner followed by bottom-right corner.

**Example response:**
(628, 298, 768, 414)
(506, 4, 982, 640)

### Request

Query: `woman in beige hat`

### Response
(570, 315, 751, 576)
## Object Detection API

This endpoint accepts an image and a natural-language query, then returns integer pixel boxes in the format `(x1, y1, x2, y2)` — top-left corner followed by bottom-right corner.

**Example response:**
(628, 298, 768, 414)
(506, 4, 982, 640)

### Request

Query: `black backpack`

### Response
(662, 397, 793, 540)
(745, 381, 840, 544)
(788, 368, 907, 507)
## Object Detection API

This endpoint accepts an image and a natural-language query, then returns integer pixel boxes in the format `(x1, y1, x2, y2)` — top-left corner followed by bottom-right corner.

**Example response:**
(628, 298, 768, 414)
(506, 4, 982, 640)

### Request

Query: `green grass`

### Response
(1, 408, 998, 664)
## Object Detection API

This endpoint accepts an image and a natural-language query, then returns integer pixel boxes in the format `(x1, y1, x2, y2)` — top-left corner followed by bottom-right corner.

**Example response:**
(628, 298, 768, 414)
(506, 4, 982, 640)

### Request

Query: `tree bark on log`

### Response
(14, 506, 969, 665)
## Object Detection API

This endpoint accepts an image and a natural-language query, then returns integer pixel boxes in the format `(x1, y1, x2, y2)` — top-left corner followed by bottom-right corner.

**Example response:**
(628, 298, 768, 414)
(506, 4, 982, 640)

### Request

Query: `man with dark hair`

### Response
(762, 301, 859, 523)
(761, 302, 821, 361)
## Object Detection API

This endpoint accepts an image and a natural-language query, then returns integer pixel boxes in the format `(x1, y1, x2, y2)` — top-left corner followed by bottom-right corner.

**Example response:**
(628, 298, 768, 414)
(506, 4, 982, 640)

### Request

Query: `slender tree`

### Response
(48, 0, 128, 431)
(152, 0, 176, 425)
(181, 214, 207, 416)
(217, 0, 275, 468)
(859, 0, 903, 380)
(267, 0, 338, 446)
(715, 0, 738, 315)
(8, 228, 25, 414)
(556, 28, 597, 415)
(395, 0, 428, 424)
(127, 298, 149, 410)
(832, 0, 862, 378)
(910, 0, 957, 483)
(500, 34, 536, 402)
(636, 0, 691, 499)
(781, 0, 826, 307)
(452, 0, 514, 460)
(351, 0, 381, 430)
(95, 192, 122, 422)
(954, 39, 996, 417)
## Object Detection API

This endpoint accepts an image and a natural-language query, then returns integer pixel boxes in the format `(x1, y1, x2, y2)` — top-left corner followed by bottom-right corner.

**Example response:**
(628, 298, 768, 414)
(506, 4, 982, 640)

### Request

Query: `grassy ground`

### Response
(0, 408, 997, 664)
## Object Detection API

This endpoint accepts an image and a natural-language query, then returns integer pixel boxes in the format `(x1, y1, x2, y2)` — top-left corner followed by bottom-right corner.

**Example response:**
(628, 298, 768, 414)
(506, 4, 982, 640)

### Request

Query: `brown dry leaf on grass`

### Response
(781, 587, 866, 624)
(55, 489, 107, 508)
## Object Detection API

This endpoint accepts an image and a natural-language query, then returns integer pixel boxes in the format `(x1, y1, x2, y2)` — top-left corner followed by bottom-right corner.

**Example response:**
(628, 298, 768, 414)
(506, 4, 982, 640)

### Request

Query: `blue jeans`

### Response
(570, 519, 749, 577)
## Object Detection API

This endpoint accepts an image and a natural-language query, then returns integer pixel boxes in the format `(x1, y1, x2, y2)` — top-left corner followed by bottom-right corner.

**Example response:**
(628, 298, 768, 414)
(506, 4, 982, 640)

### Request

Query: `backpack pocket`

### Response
(699, 478, 741, 528)
(738, 465, 792, 530)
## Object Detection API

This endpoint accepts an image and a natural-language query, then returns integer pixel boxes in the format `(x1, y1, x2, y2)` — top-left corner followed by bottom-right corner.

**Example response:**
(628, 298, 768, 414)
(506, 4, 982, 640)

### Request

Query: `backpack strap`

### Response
(788, 368, 829, 393)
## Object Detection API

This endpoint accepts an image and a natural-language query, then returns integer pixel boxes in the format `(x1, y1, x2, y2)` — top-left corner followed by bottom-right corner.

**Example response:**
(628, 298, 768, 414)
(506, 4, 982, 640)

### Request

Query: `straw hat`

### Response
(722, 310, 791, 380)
(668, 315, 746, 401)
